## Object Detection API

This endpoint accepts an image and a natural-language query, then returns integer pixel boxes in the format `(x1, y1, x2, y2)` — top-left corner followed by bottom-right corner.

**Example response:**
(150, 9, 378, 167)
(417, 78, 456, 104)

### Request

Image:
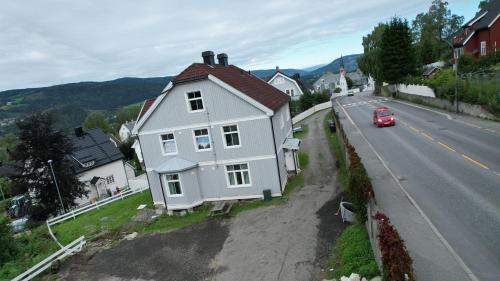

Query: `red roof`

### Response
(173, 63, 289, 111)
(138, 98, 156, 120)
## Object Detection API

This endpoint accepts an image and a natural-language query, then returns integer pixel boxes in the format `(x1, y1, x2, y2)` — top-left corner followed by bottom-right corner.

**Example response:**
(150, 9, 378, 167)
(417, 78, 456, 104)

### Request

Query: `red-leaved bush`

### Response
(373, 212, 414, 281)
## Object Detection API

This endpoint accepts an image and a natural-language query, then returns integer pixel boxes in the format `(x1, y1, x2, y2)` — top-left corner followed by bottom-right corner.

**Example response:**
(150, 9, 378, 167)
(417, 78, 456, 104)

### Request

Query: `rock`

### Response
(361, 278, 368, 281)
(348, 273, 360, 281)
(370, 277, 382, 281)
(340, 277, 350, 281)
(124, 232, 138, 240)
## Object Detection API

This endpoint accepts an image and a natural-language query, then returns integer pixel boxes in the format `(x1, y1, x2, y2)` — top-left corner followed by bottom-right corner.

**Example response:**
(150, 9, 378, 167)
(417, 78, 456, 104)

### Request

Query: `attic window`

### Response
(82, 161, 95, 168)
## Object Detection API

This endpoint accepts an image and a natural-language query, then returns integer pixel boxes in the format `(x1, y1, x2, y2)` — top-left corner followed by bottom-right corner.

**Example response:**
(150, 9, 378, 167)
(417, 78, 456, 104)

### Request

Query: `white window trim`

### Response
(185, 90, 205, 113)
(159, 132, 178, 156)
(221, 124, 242, 149)
(480, 41, 487, 56)
(224, 162, 252, 188)
(163, 173, 183, 197)
(192, 127, 212, 152)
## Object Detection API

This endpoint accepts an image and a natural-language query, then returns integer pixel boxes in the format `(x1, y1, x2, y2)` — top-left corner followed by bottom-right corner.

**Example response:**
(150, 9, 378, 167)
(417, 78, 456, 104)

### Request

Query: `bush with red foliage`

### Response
(373, 212, 414, 281)
(347, 144, 375, 222)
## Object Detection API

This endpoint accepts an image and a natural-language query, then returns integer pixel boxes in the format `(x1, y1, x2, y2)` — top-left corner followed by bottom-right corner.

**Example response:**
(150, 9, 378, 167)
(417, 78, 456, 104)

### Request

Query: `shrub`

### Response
(373, 212, 414, 281)
(0, 216, 18, 265)
(347, 144, 375, 222)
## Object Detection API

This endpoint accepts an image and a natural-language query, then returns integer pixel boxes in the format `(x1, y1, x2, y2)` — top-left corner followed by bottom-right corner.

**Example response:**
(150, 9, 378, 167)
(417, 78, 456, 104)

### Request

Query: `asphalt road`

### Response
(337, 92, 500, 281)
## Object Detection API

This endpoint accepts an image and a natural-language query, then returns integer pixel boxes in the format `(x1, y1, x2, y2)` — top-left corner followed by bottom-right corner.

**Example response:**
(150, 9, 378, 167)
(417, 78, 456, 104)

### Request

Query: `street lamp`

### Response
(441, 37, 459, 113)
(48, 160, 65, 213)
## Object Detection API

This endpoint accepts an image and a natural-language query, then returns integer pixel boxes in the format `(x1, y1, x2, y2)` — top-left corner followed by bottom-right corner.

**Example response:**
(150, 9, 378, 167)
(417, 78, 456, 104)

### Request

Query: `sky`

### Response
(0, 0, 479, 91)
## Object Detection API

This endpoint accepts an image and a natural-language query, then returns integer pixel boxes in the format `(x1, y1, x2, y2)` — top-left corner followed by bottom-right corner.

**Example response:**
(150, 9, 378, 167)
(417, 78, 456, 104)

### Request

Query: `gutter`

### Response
(269, 117, 283, 193)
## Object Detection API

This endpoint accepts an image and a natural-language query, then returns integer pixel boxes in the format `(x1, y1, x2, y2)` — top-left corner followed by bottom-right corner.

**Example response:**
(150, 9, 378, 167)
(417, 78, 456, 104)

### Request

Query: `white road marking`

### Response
(335, 98, 479, 281)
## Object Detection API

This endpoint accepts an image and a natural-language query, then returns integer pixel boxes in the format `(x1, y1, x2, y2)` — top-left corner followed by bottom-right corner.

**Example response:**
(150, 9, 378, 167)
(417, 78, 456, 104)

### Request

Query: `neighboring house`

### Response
(346, 69, 368, 88)
(267, 67, 304, 100)
(119, 121, 136, 142)
(422, 66, 441, 78)
(131, 139, 143, 163)
(132, 51, 300, 211)
(70, 127, 129, 205)
(453, 0, 499, 59)
(313, 71, 340, 93)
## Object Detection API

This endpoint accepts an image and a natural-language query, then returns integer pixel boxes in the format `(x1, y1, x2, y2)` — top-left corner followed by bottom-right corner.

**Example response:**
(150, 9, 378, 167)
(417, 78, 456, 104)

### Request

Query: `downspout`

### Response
(158, 174, 168, 209)
(269, 117, 283, 193)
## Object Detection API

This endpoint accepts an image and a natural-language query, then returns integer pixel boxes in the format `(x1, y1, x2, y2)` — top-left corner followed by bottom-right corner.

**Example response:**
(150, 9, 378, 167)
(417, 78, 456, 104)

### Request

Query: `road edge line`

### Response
(336, 99, 479, 281)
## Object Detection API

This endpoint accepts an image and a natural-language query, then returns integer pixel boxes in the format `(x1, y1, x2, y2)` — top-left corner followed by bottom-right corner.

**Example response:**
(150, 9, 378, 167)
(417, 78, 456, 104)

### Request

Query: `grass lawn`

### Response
(132, 206, 210, 234)
(325, 224, 380, 279)
(324, 112, 348, 191)
(293, 124, 309, 139)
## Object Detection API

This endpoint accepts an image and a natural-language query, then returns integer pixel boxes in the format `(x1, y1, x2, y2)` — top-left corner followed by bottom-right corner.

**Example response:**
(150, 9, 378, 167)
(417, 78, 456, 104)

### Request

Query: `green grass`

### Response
(52, 190, 154, 244)
(298, 151, 309, 170)
(324, 112, 348, 191)
(293, 124, 309, 139)
(325, 224, 380, 279)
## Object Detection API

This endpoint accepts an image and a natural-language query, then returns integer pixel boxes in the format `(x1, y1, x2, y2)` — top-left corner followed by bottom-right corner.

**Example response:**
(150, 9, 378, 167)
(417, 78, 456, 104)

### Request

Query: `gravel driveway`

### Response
(58, 109, 344, 281)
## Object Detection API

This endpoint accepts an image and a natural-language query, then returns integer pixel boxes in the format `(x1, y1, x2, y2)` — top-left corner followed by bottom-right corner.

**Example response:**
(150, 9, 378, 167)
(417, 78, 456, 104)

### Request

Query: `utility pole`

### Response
(442, 37, 459, 113)
(48, 160, 65, 213)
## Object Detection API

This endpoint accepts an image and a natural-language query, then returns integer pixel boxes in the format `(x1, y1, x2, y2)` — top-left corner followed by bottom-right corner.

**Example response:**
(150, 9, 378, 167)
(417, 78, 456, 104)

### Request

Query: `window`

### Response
(226, 163, 251, 187)
(186, 91, 204, 112)
(160, 133, 177, 154)
(193, 128, 211, 151)
(480, 41, 487, 56)
(164, 174, 182, 196)
(290, 89, 295, 96)
(222, 125, 240, 147)
(105, 175, 114, 184)
(285, 89, 290, 95)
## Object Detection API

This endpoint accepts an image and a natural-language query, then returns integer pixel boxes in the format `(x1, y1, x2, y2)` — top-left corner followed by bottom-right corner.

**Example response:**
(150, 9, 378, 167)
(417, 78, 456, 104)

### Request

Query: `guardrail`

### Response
(292, 101, 332, 125)
(11, 236, 86, 281)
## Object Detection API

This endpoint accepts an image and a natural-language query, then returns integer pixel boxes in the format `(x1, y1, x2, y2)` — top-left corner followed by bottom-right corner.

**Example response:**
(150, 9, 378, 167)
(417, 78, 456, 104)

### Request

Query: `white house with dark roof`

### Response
(267, 68, 304, 100)
(70, 127, 129, 205)
(132, 51, 301, 211)
(119, 121, 136, 142)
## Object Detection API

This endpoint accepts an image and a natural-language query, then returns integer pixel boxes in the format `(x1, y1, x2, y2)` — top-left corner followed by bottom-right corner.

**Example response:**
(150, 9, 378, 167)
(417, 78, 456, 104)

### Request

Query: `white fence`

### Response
(47, 185, 149, 227)
(292, 101, 332, 125)
(12, 236, 86, 281)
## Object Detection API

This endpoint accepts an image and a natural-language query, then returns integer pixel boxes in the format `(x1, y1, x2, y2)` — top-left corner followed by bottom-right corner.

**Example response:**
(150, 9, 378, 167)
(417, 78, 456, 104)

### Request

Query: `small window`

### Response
(226, 163, 251, 187)
(160, 133, 177, 154)
(105, 175, 114, 184)
(285, 89, 290, 95)
(164, 174, 182, 196)
(193, 128, 211, 151)
(480, 41, 487, 56)
(222, 125, 240, 147)
(186, 91, 204, 112)
(290, 89, 295, 96)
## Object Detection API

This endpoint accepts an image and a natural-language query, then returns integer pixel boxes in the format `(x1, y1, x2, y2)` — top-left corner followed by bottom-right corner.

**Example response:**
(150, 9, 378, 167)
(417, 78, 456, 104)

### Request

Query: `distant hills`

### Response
(0, 53, 362, 133)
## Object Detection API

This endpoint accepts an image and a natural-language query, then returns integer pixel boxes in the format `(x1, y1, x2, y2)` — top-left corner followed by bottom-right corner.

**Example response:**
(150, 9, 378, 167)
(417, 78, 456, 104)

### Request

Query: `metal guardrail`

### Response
(11, 236, 86, 281)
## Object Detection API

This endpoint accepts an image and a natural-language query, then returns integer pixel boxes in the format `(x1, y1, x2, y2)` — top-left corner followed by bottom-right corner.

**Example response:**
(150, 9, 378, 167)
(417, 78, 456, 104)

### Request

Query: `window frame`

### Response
(105, 175, 115, 184)
(163, 173, 183, 197)
(221, 124, 241, 149)
(192, 128, 212, 152)
(185, 90, 205, 113)
(159, 132, 178, 155)
(224, 163, 252, 188)
(480, 41, 487, 56)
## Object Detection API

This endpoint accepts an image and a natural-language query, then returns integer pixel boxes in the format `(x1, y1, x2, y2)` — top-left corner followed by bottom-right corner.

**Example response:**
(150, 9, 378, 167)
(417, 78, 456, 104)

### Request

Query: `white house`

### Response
(70, 127, 129, 205)
(119, 121, 136, 142)
(267, 68, 304, 100)
(131, 139, 143, 163)
(132, 51, 300, 211)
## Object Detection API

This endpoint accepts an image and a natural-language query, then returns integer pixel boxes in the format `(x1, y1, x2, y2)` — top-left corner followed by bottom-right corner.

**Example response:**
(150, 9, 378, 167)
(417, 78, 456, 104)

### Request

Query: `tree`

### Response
(113, 104, 142, 132)
(0, 133, 17, 162)
(380, 17, 416, 89)
(9, 112, 87, 220)
(299, 91, 315, 111)
(0, 216, 17, 264)
(119, 139, 136, 161)
(83, 111, 110, 133)
(345, 75, 354, 89)
(478, 0, 489, 10)
(358, 23, 387, 94)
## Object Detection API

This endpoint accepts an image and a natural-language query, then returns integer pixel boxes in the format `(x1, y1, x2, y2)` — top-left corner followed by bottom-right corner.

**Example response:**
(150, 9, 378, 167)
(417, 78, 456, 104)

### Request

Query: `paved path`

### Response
(336, 91, 500, 281)
(211, 109, 343, 281)
(58, 109, 344, 281)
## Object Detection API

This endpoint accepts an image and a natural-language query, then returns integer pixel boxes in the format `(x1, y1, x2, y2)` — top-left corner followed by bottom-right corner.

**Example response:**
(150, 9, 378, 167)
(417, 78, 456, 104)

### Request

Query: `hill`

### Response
(310, 54, 361, 75)
(249, 68, 309, 78)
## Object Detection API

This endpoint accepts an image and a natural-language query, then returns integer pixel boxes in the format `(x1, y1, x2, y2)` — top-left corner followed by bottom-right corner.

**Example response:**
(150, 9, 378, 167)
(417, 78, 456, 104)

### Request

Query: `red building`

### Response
(453, 0, 500, 59)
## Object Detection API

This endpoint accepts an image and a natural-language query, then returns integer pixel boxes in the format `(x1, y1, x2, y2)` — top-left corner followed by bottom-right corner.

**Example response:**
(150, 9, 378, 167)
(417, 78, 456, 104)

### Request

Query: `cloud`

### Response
(0, 0, 430, 91)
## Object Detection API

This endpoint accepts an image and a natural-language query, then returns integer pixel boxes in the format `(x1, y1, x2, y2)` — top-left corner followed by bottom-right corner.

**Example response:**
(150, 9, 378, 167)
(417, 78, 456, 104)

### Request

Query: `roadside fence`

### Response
(292, 101, 332, 125)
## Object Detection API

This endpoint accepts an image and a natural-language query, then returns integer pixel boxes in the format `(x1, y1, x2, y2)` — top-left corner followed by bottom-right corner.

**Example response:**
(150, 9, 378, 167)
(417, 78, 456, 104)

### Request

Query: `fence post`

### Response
(71, 210, 76, 220)
(120, 190, 124, 200)
(95, 200, 99, 209)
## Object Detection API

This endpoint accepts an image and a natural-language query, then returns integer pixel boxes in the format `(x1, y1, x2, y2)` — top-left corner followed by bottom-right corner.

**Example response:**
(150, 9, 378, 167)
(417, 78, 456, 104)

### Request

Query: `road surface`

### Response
(337, 91, 500, 281)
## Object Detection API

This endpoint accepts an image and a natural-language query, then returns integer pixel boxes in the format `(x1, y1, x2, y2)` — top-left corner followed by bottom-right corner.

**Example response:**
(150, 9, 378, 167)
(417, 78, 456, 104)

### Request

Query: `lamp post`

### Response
(48, 160, 65, 213)
(441, 38, 459, 113)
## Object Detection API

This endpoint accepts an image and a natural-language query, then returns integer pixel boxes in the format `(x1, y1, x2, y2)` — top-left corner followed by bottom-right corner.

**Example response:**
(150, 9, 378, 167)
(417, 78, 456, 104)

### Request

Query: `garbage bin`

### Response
(328, 120, 336, 132)
(263, 189, 272, 201)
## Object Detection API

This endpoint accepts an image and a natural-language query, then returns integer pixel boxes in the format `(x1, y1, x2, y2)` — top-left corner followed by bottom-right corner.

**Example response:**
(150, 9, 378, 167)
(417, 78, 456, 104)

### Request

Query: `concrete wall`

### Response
(292, 101, 332, 124)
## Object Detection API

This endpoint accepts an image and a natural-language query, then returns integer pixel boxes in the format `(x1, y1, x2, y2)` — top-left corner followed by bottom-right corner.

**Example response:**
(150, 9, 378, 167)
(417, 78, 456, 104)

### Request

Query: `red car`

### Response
(373, 107, 396, 127)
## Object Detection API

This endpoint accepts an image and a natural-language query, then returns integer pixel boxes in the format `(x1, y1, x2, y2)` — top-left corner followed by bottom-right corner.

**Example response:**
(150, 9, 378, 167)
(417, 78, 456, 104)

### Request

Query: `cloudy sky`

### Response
(0, 0, 477, 91)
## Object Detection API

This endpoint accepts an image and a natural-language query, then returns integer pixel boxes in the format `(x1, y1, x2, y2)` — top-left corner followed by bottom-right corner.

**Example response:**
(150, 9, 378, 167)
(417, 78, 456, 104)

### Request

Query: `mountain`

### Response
(302, 63, 327, 72)
(249, 68, 309, 78)
(0, 77, 171, 132)
(310, 54, 362, 75)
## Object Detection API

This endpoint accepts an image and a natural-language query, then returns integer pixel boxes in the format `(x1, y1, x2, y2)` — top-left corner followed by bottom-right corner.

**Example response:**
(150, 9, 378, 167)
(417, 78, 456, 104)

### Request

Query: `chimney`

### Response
(202, 51, 215, 66)
(276, 66, 279, 71)
(217, 53, 228, 66)
(74, 127, 84, 137)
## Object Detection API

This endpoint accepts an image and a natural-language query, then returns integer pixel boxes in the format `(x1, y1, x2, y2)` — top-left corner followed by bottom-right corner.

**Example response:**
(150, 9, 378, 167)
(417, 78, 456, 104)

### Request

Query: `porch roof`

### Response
(283, 138, 301, 150)
(155, 157, 198, 173)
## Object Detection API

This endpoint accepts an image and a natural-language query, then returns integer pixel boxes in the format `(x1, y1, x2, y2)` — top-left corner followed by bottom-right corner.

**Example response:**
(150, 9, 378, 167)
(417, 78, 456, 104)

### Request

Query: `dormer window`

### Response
(82, 160, 95, 168)
(186, 91, 204, 112)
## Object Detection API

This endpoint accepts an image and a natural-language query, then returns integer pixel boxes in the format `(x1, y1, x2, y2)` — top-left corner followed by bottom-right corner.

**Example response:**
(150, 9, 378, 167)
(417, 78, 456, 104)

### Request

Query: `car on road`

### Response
(373, 106, 395, 127)
(347, 90, 354, 96)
